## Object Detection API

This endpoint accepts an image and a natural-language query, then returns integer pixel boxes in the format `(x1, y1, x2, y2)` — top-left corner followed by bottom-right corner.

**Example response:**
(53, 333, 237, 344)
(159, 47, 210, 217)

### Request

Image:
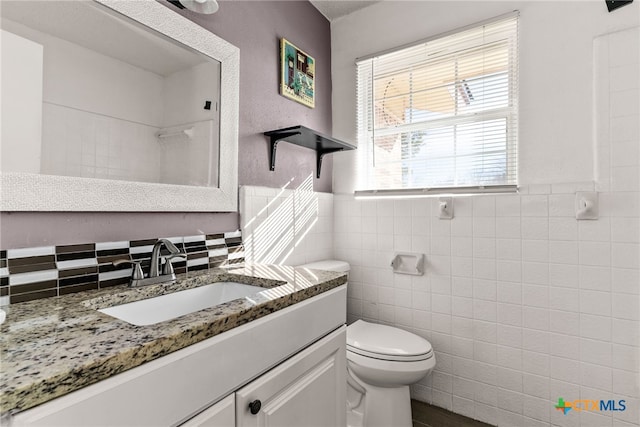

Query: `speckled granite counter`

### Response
(0, 265, 347, 415)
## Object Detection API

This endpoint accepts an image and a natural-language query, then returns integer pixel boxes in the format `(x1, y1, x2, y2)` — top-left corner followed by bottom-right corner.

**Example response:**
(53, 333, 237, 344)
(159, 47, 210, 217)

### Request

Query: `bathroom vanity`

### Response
(0, 266, 347, 426)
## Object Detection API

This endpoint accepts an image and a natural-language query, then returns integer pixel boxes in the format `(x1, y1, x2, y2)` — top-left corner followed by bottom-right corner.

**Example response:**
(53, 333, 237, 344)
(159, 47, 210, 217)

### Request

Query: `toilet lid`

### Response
(347, 320, 433, 362)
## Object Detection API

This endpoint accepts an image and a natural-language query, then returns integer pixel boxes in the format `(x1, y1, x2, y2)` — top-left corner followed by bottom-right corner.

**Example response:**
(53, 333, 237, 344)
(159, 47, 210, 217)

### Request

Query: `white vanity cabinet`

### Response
(181, 327, 346, 427)
(11, 286, 347, 427)
(235, 327, 346, 427)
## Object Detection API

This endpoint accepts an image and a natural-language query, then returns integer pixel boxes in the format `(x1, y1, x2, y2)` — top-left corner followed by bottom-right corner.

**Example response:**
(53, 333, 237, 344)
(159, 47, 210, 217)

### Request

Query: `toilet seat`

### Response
(347, 320, 433, 362)
(348, 346, 433, 362)
(346, 344, 436, 388)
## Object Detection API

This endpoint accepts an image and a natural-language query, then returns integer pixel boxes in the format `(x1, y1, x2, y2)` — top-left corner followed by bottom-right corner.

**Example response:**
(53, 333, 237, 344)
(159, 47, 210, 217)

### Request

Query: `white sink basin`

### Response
(99, 282, 265, 326)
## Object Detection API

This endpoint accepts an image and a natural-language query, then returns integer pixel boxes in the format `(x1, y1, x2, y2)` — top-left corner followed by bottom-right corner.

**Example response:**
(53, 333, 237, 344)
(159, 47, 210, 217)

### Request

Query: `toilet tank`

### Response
(298, 260, 350, 273)
(299, 260, 350, 325)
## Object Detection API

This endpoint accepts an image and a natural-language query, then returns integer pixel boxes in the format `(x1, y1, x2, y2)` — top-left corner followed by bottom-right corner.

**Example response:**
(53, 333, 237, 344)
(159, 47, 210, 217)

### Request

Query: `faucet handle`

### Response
(162, 252, 187, 275)
(112, 259, 144, 280)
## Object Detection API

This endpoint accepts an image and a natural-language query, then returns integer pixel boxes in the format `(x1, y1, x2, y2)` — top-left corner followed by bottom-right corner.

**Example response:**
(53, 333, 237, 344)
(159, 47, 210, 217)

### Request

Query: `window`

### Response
(356, 13, 519, 195)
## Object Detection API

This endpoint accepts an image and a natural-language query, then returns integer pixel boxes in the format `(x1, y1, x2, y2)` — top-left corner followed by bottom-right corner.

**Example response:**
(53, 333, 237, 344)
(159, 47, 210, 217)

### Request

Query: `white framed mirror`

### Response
(0, 0, 239, 211)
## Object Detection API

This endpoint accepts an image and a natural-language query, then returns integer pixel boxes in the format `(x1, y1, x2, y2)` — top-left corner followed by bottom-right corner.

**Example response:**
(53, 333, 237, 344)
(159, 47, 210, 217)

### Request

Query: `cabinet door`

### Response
(236, 326, 346, 427)
(180, 394, 235, 427)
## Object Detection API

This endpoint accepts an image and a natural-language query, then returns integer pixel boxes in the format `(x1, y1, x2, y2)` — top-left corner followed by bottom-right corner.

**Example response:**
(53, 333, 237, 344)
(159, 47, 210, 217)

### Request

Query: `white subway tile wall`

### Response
(41, 104, 161, 183)
(332, 27, 640, 426)
(240, 184, 334, 267)
(335, 185, 639, 425)
(40, 104, 215, 186)
(334, 28, 639, 426)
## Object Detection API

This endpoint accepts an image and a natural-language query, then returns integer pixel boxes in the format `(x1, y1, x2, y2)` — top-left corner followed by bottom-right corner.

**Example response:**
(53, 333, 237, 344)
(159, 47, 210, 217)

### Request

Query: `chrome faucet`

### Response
(113, 239, 186, 287)
(149, 239, 183, 278)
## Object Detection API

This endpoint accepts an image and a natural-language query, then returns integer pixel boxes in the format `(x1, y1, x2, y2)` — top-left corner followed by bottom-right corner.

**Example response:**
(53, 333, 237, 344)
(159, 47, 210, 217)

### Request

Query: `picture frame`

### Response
(280, 38, 315, 108)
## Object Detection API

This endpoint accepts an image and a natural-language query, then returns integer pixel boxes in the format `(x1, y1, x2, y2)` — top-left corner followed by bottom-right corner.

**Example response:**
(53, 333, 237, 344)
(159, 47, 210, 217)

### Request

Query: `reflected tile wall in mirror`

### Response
(1, 0, 221, 187)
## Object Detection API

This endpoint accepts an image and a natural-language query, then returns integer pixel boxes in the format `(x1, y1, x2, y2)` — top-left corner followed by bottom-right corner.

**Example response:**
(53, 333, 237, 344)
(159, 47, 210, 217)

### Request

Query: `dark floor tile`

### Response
(411, 400, 494, 427)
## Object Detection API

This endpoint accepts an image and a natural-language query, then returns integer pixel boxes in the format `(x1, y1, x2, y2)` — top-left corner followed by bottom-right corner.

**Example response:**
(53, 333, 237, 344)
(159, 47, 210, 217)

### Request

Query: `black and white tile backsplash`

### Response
(0, 231, 244, 305)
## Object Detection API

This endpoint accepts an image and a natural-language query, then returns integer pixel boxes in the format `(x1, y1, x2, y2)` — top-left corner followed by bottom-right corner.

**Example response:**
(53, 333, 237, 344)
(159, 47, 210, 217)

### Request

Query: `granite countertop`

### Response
(0, 265, 347, 415)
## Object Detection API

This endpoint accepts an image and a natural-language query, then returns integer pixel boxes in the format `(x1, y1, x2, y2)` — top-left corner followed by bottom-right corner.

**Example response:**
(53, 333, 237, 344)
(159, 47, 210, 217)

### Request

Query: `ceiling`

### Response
(309, 0, 379, 21)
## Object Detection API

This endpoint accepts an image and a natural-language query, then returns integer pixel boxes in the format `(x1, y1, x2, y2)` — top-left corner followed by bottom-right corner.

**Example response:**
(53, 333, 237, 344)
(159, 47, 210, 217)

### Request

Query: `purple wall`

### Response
(0, 1, 332, 249)
(175, 0, 333, 191)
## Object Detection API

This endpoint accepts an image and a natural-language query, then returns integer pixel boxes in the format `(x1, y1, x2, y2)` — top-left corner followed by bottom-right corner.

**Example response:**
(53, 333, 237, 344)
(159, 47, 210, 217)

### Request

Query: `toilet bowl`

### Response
(346, 320, 435, 427)
(298, 260, 435, 427)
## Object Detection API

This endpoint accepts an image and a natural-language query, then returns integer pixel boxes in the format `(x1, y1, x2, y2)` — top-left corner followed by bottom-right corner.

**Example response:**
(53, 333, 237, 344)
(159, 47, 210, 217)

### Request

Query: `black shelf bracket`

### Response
(317, 148, 344, 179)
(268, 131, 300, 171)
(263, 126, 356, 179)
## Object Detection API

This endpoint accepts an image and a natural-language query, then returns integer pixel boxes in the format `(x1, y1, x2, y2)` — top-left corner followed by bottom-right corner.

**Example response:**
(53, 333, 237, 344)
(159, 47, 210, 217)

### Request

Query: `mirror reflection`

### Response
(1, 1, 221, 187)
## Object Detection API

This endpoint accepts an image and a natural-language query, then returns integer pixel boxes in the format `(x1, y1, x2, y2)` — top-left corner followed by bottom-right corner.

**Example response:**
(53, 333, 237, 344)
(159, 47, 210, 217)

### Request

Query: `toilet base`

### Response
(347, 370, 413, 427)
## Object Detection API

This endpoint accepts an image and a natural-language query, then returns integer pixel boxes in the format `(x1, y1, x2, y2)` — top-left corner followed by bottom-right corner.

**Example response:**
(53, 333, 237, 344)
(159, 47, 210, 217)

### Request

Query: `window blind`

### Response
(356, 13, 519, 194)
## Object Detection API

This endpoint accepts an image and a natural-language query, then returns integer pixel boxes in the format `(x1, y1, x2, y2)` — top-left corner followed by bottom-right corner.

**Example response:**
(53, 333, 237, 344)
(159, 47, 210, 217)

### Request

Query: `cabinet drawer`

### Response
(180, 394, 235, 427)
(236, 327, 346, 427)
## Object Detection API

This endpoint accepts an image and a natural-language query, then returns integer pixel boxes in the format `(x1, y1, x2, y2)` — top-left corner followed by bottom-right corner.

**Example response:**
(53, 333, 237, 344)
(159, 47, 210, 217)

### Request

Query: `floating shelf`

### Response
(263, 125, 356, 178)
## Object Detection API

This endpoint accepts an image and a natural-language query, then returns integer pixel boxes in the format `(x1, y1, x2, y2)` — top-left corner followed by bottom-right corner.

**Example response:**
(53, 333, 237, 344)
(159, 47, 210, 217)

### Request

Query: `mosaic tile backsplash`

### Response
(0, 231, 244, 305)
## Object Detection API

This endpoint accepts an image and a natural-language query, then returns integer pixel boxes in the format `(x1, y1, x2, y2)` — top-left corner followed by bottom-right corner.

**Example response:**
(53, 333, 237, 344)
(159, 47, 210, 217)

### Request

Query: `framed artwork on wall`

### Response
(280, 38, 315, 108)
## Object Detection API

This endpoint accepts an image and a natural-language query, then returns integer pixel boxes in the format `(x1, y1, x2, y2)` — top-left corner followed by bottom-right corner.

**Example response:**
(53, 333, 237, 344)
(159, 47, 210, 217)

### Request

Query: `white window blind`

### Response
(356, 13, 519, 195)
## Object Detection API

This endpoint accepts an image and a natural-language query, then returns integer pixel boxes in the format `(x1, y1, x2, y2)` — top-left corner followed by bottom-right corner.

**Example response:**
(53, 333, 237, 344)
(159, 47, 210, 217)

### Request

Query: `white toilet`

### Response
(346, 320, 435, 427)
(299, 260, 436, 427)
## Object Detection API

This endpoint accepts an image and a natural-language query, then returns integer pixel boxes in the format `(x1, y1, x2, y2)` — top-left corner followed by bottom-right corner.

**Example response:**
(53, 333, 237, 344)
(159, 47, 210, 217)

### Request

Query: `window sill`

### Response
(354, 185, 518, 199)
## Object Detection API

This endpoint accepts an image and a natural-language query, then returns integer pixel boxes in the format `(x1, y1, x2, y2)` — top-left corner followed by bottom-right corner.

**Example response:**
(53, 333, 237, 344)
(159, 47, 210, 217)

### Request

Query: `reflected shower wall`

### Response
(1, 1, 221, 188)
(41, 104, 162, 183)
